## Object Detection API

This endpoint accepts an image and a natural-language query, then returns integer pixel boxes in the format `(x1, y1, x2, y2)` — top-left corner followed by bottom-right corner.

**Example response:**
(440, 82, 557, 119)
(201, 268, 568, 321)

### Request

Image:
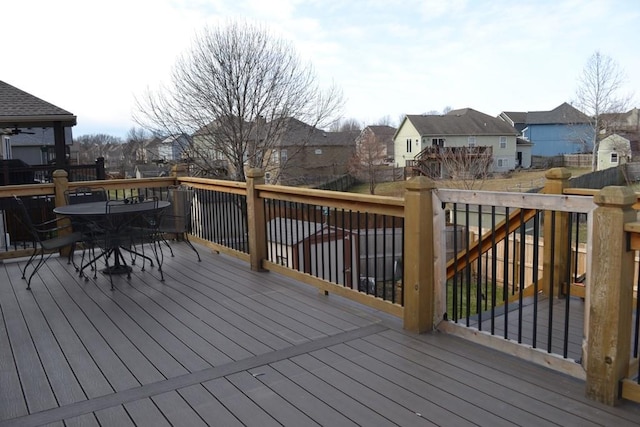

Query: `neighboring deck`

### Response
(1, 243, 639, 426)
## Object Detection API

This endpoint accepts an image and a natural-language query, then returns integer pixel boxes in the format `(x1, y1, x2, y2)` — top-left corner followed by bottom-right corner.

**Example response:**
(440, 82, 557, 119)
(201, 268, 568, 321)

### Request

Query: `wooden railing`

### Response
(1, 166, 639, 406)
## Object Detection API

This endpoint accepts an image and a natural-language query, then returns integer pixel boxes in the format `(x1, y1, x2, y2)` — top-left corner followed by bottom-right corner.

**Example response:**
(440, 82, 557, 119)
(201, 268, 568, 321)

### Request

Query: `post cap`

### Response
(545, 168, 571, 180)
(406, 176, 436, 191)
(594, 186, 637, 207)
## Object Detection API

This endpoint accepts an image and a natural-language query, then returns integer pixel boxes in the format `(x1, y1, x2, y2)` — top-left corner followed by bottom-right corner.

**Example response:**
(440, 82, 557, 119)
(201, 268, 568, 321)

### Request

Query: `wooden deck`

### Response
(1, 243, 639, 426)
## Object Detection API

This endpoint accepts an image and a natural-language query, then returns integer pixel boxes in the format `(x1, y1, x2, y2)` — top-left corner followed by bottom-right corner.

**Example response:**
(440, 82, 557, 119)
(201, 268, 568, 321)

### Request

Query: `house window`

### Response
(497, 158, 508, 168)
(468, 136, 476, 147)
(611, 152, 618, 163)
(315, 149, 322, 155)
(272, 150, 279, 164)
(406, 138, 412, 153)
(499, 136, 507, 149)
(431, 138, 445, 147)
(280, 149, 288, 163)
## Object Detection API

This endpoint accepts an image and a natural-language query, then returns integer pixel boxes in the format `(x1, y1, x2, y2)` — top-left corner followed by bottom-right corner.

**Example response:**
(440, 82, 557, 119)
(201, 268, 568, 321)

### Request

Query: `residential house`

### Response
(190, 122, 233, 178)
(596, 132, 640, 170)
(134, 163, 170, 178)
(266, 118, 358, 186)
(499, 102, 593, 156)
(0, 80, 76, 166)
(157, 134, 191, 163)
(130, 136, 163, 165)
(600, 108, 640, 134)
(356, 125, 397, 165)
(393, 108, 519, 174)
(191, 117, 356, 184)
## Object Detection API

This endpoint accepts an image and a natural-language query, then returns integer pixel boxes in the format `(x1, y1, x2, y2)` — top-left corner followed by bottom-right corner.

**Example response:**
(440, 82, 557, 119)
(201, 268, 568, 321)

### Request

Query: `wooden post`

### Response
(171, 163, 188, 180)
(245, 168, 267, 272)
(542, 168, 571, 297)
(586, 186, 636, 405)
(52, 169, 72, 256)
(403, 176, 436, 333)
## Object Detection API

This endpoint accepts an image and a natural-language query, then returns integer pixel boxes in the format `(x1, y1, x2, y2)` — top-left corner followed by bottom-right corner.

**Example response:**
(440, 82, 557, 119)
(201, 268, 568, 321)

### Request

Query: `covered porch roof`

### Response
(0, 80, 76, 168)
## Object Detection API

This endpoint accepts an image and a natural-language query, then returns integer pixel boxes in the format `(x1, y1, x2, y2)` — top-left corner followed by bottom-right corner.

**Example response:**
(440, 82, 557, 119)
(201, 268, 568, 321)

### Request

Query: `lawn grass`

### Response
(350, 167, 592, 197)
(447, 277, 507, 319)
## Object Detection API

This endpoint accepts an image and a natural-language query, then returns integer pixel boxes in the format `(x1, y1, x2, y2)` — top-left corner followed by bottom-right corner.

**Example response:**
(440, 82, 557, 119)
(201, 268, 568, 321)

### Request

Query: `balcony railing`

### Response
(0, 166, 638, 406)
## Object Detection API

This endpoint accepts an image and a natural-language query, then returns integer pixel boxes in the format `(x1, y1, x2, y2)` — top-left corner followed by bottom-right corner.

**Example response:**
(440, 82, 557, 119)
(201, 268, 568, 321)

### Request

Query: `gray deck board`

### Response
(176, 384, 243, 427)
(93, 406, 135, 427)
(151, 391, 208, 427)
(1, 242, 639, 426)
(123, 398, 171, 427)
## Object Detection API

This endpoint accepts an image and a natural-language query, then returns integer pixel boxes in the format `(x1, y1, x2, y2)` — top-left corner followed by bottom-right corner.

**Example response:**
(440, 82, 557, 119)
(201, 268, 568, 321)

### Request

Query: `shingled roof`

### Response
(406, 108, 517, 136)
(526, 102, 591, 125)
(0, 80, 76, 128)
(501, 103, 591, 127)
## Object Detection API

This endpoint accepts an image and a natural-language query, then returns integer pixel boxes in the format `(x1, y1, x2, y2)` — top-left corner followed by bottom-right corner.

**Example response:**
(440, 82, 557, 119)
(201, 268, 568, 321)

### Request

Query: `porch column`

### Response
(586, 186, 636, 405)
(52, 169, 72, 256)
(542, 167, 571, 297)
(53, 121, 67, 170)
(245, 168, 267, 272)
(403, 176, 436, 333)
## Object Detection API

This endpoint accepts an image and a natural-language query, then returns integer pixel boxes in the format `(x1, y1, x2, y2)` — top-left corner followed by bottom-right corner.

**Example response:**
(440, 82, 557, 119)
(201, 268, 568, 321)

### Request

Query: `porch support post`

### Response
(542, 167, 571, 297)
(586, 186, 636, 405)
(403, 176, 436, 333)
(245, 168, 267, 272)
(52, 169, 72, 256)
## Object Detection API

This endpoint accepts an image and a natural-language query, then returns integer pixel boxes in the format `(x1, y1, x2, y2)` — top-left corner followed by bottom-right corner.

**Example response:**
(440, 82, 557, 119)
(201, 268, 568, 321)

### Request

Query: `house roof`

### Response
(364, 125, 397, 141)
(0, 80, 76, 129)
(405, 108, 518, 136)
(278, 117, 357, 147)
(135, 163, 169, 177)
(525, 102, 591, 125)
(499, 103, 592, 127)
(500, 111, 527, 125)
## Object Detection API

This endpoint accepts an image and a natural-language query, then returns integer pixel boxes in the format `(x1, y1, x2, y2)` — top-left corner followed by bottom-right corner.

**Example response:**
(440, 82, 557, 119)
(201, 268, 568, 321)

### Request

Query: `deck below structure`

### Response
(1, 243, 639, 426)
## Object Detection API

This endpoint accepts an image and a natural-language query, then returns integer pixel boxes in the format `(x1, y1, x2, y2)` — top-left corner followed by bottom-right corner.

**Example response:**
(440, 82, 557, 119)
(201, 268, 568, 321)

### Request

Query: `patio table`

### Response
(54, 199, 170, 276)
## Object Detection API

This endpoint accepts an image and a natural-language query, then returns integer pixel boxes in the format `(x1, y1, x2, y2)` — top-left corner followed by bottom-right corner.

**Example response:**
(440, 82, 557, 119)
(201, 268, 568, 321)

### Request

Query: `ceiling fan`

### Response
(0, 126, 36, 135)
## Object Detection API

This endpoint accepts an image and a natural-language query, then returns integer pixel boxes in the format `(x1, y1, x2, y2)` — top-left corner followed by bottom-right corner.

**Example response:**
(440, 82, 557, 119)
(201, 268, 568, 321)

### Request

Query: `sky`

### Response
(3, 0, 639, 139)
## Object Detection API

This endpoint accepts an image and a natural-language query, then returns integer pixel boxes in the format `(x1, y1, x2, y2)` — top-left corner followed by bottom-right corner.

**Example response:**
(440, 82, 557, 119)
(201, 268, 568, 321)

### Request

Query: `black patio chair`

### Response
(64, 186, 108, 278)
(127, 196, 165, 281)
(64, 186, 108, 205)
(12, 196, 83, 289)
(159, 186, 201, 261)
(97, 196, 164, 289)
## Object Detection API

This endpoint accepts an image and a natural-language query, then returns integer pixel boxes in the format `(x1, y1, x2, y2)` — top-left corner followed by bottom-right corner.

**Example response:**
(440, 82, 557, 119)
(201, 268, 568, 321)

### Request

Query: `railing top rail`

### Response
(436, 188, 596, 214)
(177, 176, 247, 195)
(256, 183, 405, 217)
(0, 182, 54, 197)
(67, 177, 177, 191)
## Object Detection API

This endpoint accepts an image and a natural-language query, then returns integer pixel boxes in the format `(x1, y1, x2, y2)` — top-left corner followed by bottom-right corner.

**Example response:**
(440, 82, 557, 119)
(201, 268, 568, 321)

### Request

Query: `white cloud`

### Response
(4, 0, 639, 137)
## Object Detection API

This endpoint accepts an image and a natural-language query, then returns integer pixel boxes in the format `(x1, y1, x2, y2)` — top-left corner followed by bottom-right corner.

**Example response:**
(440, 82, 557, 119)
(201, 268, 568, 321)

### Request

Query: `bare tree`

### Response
(574, 51, 632, 171)
(416, 146, 493, 190)
(74, 133, 122, 165)
(329, 118, 362, 132)
(121, 127, 152, 170)
(349, 128, 388, 194)
(134, 20, 344, 182)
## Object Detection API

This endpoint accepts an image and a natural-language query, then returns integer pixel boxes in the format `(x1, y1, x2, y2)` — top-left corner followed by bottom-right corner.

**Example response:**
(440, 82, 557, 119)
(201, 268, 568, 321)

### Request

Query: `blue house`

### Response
(499, 103, 593, 156)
